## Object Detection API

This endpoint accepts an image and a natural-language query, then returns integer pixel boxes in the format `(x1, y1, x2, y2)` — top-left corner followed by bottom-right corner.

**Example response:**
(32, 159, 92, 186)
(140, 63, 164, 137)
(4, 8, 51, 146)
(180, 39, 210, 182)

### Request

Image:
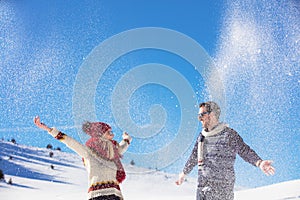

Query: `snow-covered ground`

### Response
(0, 140, 299, 200)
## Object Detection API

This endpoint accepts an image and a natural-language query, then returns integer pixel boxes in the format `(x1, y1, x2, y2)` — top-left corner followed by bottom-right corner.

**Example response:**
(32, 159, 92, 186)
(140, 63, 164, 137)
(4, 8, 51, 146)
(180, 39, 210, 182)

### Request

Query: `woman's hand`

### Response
(122, 132, 131, 140)
(122, 132, 132, 144)
(33, 116, 52, 132)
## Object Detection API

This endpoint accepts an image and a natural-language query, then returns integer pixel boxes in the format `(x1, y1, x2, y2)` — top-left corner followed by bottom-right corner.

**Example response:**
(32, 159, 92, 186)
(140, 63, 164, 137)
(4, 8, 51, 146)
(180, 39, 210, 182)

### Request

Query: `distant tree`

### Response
(0, 169, 4, 180)
(11, 138, 16, 144)
(130, 160, 135, 165)
(49, 151, 54, 158)
(9, 156, 13, 160)
(7, 178, 12, 185)
(46, 144, 53, 149)
(50, 165, 54, 170)
(55, 147, 61, 151)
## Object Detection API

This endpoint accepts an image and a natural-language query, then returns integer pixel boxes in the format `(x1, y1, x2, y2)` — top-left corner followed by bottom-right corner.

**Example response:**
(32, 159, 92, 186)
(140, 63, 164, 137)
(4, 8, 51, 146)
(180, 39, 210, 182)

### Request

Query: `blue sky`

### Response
(0, 0, 299, 188)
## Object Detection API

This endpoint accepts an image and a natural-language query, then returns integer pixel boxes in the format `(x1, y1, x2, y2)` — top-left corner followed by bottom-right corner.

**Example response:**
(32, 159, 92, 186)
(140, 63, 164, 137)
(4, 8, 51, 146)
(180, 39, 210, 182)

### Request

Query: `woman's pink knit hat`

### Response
(82, 121, 111, 137)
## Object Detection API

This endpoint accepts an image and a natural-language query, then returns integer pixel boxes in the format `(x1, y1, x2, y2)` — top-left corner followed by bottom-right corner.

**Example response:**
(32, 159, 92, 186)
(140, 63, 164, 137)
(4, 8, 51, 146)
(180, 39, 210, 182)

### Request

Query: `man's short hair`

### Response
(199, 101, 221, 120)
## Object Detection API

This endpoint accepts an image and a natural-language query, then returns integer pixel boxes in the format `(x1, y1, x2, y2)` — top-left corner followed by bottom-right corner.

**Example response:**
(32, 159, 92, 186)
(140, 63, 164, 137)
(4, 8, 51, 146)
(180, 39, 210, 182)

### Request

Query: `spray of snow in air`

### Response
(212, 0, 300, 187)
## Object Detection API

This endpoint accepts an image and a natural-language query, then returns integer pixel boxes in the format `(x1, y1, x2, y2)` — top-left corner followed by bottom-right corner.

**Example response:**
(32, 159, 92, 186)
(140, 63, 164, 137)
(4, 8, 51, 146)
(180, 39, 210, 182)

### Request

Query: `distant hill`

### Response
(0, 140, 299, 200)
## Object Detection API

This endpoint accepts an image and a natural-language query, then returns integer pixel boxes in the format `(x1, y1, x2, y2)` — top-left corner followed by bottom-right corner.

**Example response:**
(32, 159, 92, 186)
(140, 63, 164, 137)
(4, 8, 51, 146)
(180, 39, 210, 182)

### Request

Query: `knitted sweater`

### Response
(49, 128, 131, 200)
(183, 126, 261, 184)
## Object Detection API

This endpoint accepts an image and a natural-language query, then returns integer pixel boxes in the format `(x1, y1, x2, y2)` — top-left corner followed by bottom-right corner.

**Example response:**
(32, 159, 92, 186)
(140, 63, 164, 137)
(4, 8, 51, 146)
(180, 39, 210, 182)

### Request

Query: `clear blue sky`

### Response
(0, 0, 299, 188)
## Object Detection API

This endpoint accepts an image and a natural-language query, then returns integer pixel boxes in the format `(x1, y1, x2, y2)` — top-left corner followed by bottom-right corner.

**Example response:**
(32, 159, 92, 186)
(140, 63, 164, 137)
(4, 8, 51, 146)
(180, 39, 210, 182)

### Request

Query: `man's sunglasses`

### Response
(198, 111, 211, 117)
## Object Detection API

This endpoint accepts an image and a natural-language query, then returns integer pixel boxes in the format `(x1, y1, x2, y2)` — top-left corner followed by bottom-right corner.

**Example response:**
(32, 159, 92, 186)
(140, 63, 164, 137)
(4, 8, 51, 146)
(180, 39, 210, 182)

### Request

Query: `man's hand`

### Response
(258, 160, 275, 176)
(175, 172, 185, 185)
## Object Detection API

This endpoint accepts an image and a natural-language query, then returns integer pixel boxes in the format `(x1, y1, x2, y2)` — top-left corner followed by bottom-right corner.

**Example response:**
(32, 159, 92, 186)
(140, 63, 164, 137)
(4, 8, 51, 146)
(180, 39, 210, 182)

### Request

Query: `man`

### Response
(175, 101, 275, 200)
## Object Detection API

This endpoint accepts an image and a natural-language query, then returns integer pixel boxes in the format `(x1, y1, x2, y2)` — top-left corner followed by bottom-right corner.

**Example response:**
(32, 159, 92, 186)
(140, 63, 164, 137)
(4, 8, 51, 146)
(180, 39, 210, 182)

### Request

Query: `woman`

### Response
(33, 116, 132, 200)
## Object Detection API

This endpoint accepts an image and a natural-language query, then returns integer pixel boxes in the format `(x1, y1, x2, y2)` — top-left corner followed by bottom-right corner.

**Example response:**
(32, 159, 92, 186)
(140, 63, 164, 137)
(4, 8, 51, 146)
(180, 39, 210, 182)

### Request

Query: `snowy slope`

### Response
(0, 140, 299, 200)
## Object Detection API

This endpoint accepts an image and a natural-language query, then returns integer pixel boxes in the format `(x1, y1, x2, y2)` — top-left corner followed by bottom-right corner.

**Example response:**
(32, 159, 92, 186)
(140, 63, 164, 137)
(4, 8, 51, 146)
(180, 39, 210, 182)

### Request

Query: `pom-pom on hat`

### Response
(82, 121, 111, 137)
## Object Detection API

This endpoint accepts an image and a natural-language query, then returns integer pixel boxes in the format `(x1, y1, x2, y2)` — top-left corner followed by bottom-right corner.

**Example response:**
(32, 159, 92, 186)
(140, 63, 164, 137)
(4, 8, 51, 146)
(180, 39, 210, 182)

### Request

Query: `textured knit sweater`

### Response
(183, 126, 261, 199)
(49, 128, 130, 200)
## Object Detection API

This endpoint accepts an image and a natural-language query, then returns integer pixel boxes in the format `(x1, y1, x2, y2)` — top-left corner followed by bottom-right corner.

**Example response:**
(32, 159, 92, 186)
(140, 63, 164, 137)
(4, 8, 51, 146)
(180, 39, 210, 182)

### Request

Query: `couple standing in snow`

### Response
(34, 101, 275, 200)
